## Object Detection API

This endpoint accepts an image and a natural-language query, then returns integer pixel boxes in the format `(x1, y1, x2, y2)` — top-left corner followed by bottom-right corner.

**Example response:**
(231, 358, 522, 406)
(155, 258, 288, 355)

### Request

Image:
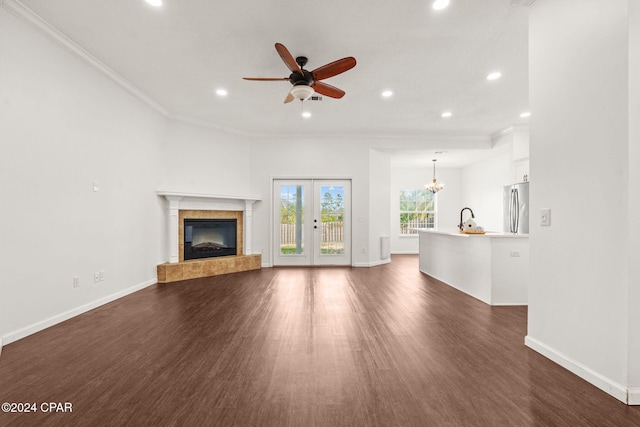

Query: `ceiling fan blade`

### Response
(275, 43, 302, 74)
(243, 77, 290, 81)
(312, 81, 346, 99)
(284, 93, 295, 103)
(311, 57, 356, 81)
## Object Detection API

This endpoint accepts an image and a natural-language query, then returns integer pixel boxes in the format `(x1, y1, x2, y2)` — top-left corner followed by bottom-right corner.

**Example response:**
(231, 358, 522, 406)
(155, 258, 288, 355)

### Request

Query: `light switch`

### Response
(540, 208, 551, 226)
(93, 180, 100, 192)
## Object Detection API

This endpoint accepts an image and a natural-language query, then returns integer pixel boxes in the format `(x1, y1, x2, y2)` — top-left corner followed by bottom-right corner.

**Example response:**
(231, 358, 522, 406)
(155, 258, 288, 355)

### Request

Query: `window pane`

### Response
(320, 185, 345, 255)
(280, 185, 304, 254)
(399, 189, 436, 234)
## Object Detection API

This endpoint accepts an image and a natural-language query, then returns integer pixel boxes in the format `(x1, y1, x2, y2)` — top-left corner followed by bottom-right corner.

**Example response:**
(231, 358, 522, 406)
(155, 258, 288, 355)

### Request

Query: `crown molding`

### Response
(1, 0, 169, 117)
(491, 124, 529, 141)
(169, 113, 491, 143)
(168, 114, 259, 138)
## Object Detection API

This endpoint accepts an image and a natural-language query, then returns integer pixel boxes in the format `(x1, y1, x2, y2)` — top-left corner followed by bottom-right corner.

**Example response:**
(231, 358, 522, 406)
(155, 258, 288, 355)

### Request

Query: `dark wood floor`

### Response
(1, 255, 639, 426)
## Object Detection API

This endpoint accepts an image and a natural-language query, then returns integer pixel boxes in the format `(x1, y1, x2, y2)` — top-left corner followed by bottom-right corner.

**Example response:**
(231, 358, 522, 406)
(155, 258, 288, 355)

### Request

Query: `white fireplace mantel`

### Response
(157, 191, 261, 263)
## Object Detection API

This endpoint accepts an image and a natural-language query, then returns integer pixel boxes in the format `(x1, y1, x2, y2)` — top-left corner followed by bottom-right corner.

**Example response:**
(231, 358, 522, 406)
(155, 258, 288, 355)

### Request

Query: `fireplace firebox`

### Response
(184, 218, 237, 260)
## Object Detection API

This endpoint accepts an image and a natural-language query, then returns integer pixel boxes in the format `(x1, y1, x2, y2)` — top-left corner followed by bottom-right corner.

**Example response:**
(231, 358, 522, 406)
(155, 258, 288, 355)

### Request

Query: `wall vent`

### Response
(380, 236, 390, 259)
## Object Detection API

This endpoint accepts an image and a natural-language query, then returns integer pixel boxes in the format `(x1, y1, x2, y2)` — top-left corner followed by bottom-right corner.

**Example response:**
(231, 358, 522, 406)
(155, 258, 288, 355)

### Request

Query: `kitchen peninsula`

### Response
(417, 229, 529, 306)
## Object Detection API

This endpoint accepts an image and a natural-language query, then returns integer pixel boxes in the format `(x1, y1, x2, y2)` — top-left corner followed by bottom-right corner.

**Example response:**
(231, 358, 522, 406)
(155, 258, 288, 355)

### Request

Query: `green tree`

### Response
(321, 192, 344, 222)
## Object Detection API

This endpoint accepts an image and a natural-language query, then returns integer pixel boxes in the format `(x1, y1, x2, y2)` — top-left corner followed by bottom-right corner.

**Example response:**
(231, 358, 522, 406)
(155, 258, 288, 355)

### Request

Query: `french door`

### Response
(273, 179, 351, 266)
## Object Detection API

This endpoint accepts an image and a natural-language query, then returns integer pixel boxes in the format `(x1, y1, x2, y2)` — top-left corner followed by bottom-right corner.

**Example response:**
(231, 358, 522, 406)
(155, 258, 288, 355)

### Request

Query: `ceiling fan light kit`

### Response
(244, 43, 356, 106)
(290, 84, 315, 101)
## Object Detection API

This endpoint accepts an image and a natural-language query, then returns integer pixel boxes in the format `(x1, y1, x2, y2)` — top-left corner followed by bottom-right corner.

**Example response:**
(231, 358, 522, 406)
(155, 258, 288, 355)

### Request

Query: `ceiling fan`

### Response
(243, 43, 356, 103)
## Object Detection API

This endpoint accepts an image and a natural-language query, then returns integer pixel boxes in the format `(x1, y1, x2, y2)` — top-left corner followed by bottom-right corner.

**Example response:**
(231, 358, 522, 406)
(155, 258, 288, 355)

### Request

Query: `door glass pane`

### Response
(279, 185, 305, 255)
(319, 185, 344, 255)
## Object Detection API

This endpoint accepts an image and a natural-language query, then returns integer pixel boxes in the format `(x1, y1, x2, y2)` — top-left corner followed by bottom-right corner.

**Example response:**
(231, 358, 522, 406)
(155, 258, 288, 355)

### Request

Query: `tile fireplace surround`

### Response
(156, 191, 261, 283)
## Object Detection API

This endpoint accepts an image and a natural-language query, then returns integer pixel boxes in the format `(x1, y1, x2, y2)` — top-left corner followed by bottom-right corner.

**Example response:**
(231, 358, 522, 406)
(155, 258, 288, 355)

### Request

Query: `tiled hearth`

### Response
(157, 254, 261, 283)
(156, 191, 261, 283)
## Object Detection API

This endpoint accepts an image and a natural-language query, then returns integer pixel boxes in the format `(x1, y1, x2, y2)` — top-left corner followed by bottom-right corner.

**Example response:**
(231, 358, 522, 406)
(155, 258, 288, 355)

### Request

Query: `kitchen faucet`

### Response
(459, 207, 475, 231)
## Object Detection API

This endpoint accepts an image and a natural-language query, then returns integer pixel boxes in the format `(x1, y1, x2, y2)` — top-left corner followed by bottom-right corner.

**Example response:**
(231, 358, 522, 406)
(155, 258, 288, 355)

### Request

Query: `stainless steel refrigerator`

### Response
(503, 182, 529, 234)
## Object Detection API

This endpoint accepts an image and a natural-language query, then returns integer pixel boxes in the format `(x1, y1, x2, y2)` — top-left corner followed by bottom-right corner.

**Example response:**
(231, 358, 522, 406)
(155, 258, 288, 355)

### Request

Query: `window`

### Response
(400, 189, 435, 234)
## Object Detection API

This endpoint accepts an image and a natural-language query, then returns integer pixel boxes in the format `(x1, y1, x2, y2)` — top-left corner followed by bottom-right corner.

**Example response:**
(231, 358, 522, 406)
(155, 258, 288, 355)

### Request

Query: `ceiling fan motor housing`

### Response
(289, 70, 314, 86)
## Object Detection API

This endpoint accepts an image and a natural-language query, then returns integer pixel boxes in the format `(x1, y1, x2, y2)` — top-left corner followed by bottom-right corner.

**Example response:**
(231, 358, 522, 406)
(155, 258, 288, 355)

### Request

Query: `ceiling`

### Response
(10, 0, 530, 166)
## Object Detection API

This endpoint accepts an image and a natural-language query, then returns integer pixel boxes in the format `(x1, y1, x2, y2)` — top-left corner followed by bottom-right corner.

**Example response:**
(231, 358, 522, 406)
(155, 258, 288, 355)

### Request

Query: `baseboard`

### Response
(629, 388, 640, 405)
(2, 278, 157, 346)
(353, 259, 391, 268)
(264, 256, 394, 269)
(491, 302, 528, 307)
(266, 261, 389, 268)
(390, 251, 419, 255)
(525, 335, 631, 404)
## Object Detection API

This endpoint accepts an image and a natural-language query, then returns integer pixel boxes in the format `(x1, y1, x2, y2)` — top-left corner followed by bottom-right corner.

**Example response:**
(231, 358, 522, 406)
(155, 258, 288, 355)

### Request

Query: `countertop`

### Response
(414, 228, 529, 238)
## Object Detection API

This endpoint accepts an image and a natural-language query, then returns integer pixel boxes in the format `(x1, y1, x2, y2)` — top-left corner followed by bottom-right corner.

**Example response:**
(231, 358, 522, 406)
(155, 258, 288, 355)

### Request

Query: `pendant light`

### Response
(425, 159, 445, 193)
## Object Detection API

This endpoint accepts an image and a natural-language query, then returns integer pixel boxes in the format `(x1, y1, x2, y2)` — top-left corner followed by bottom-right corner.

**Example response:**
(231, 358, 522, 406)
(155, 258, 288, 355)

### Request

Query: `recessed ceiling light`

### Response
(302, 111, 312, 119)
(145, 0, 162, 6)
(520, 111, 531, 118)
(382, 90, 393, 98)
(215, 89, 228, 97)
(441, 111, 452, 118)
(432, 0, 450, 10)
(486, 71, 502, 81)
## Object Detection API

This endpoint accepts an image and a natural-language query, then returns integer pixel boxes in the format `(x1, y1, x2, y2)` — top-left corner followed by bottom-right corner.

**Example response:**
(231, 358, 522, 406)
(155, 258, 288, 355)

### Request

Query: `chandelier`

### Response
(425, 159, 445, 193)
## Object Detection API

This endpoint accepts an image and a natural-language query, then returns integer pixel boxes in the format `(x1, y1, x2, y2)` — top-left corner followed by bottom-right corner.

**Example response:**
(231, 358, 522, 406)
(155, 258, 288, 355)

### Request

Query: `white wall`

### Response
(390, 166, 462, 254)
(527, 0, 632, 402)
(460, 150, 512, 233)
(368, 149, 391, 263)
(159, 120, 252, 196)
(0, 9, 166, 343)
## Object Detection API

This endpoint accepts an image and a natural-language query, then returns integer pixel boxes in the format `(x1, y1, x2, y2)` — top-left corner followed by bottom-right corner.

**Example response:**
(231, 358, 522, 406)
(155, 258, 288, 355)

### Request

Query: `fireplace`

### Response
(183, 218, 237, 260)
(157, 192, 261, 282)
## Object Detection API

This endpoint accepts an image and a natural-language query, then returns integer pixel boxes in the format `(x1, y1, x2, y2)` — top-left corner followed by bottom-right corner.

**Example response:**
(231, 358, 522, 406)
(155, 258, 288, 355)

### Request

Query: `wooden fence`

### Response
(400, 216, 435, 234)
(280, 221, 344, 244)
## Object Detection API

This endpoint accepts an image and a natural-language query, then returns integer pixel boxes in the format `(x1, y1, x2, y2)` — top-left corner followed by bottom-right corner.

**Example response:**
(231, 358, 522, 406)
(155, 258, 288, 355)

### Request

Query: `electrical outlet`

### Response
(510, 250, 521, 257)
(94, 272, 100, 283)
(73, 276, 80, 288)
(99, 270, 105, 281)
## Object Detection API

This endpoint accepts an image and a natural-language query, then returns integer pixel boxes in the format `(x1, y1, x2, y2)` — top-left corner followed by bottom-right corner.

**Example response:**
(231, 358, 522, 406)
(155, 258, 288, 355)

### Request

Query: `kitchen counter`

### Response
(416, 229, 528, 238)
(417, 228, 529, 305)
